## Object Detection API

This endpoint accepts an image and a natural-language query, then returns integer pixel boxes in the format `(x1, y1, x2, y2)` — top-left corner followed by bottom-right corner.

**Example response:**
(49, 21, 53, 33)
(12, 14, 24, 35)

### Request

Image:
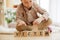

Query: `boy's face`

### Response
(21, 0, 32, 8)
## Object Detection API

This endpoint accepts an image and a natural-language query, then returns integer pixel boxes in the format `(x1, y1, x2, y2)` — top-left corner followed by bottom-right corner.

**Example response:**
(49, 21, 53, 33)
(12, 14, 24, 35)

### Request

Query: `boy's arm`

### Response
(16, 5, 24, 23)
(33, 3, 49, 20)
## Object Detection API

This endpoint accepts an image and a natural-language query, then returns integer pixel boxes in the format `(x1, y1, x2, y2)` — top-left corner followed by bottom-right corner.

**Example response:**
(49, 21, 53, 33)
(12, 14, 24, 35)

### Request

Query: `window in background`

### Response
(50, 0, 60, 24)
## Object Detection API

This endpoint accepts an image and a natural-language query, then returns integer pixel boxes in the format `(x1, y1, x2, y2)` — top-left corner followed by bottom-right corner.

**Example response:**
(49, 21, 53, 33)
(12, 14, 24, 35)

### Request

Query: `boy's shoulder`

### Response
(16, 3, 24, 13)
(17, 3, 23, 9)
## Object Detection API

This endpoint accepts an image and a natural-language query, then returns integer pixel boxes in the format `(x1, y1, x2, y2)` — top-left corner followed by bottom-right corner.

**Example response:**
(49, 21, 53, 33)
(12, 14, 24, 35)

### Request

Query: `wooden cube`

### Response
(21, 31, 28, 37)
(36, 32, 40, 36)
(14, 32, 18, 37)
(28, 32, 31, 36)
(29, 32, 34, 37)
(45, 31, 50, 36)
(40, 31, 44, 36)
(18, 32, 21, 37)
(14, 32, 21, 37)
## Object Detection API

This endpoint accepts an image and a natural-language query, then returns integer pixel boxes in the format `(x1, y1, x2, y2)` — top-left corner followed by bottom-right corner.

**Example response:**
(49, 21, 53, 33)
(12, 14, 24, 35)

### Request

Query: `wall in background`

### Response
(49, 0, 60, 23)
(40, 0, 49, 12)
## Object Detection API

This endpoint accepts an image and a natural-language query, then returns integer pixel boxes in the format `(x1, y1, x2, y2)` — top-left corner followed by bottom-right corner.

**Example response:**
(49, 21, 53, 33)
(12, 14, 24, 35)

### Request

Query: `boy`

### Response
(16, 0, 52, 32)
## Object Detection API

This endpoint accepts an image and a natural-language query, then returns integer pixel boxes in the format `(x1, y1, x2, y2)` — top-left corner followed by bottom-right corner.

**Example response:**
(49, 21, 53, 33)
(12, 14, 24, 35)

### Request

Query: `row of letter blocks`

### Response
(14, 30, 50, 37)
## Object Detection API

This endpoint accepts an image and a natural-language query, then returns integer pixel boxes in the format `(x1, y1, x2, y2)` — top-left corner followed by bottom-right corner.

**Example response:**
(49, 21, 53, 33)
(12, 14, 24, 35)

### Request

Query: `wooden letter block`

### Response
(36, 32, 40, 36)
(28, 32, 31, 36)
(14, 32, 21, 37)
(21, 31, 28, 37)
(40, 31, 43, 36)
(14, 30, 50, 37)
(30, 32, 34, 37)
(45, 31, 50, 36)
(18, 32, 21, 37)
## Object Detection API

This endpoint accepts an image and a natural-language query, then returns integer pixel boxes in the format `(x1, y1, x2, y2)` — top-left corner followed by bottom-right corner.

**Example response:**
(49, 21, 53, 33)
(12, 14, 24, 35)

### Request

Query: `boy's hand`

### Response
(33, 17, 44, 25)
(42, 12, 49, 20)
(17, 21, 27, 26)
(33, 20, 40, 25)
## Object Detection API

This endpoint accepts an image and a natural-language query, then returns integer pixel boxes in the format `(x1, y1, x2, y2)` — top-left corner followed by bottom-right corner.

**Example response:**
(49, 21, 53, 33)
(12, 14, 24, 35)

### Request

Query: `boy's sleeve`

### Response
(16, 5, 24, 23)
(33, 3, 49, 20)
(33, 3, 47, 14)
